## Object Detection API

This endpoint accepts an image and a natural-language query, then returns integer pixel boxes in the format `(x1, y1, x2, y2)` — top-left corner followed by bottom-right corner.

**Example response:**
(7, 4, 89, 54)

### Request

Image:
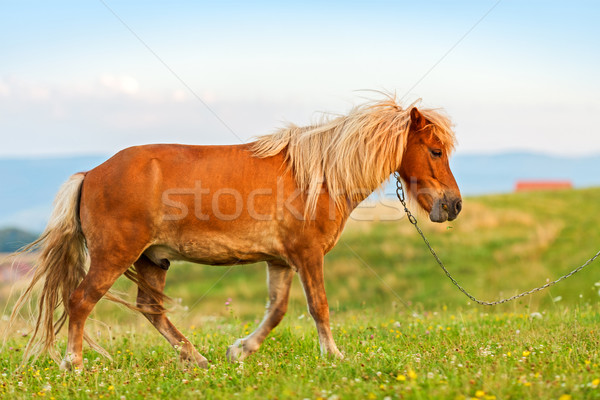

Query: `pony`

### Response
(9, 97, 461, 369)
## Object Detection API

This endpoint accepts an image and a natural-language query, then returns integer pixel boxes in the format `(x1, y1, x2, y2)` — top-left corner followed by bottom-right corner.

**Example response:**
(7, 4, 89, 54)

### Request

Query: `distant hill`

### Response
(1, 152, 599, 231)
(0, 227, 38, 252)
(450, 152, 600, 195)
(0, 156, 107, 232)
(373, 152, 600, 199)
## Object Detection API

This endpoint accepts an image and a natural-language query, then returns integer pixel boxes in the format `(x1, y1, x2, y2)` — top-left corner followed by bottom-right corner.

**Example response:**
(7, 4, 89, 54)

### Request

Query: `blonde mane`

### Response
(251, 97, 455, 216)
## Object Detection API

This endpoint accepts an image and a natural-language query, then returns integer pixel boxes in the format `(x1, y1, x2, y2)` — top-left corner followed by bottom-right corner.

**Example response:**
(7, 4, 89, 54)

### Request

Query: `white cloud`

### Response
(172, 89, 187, 103)
(28, 85, 50, 101)
(0, 79, 10, 97)
(0, 75, 599, 157)
(99, 74, 140, 96)
(0, 78, 52, 101)
(0, 76, 318, 156)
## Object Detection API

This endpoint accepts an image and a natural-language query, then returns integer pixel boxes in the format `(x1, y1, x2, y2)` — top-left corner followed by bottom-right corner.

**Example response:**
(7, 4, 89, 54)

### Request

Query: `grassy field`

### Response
(1, 187, 600, 399)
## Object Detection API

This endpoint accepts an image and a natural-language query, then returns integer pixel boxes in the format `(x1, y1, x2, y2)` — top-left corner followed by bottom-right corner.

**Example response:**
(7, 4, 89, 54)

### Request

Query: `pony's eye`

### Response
(431, 149, 443, 158)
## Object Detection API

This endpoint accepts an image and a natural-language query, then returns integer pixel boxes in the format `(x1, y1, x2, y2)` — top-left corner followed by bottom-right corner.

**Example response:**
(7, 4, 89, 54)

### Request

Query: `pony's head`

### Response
(398, 107, 462, 222)
(252, 96, 462, 220)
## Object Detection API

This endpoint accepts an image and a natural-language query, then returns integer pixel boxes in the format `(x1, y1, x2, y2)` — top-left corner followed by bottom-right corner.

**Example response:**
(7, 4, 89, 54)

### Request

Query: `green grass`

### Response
(3, 307, 600, 399)
(2, 187, 600, 399)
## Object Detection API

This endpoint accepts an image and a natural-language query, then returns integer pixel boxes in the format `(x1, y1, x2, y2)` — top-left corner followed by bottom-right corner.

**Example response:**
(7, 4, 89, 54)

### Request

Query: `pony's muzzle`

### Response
(430, 196, 462, 222)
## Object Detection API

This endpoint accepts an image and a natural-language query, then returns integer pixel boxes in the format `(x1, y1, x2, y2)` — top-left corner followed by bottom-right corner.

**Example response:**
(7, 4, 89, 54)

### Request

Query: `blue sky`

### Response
(1, 0, 599, 156)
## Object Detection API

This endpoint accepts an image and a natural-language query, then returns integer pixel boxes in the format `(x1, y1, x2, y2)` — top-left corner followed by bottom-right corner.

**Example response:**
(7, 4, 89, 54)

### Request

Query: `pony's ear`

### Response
(410, 107, 427, 130)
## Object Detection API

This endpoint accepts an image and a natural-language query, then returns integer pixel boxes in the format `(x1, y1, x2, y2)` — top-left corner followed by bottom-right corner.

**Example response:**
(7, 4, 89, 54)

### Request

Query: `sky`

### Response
(1, 0, 599, 157)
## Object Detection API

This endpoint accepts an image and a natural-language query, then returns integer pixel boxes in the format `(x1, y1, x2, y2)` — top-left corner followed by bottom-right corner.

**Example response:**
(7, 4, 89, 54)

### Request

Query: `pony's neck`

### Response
(252, 100, 415, 218)
(339, 168, 400, 215)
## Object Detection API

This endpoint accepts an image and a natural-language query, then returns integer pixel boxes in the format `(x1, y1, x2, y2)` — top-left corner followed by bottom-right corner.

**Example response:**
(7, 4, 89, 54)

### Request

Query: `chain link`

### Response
(393, 172, 600, 306)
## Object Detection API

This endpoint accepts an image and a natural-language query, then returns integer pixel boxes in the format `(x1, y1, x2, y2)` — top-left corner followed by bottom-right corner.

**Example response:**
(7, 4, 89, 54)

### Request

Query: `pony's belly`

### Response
(144, 239, 277, 266)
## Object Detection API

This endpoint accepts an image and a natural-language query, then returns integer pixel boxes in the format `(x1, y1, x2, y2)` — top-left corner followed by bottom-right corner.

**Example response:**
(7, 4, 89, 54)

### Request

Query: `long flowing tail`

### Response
(7, 173, 169, 364)
(8, 173, 88, 362)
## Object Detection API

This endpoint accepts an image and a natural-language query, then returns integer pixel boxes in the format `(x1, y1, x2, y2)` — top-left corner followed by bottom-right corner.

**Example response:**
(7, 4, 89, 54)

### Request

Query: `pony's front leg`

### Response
(227, 261, 294, 362)
(296, 253, 343, 360)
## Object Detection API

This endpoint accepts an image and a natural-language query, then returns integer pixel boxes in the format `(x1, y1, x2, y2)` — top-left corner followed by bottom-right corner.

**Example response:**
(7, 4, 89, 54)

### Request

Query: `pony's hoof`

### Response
(323, 346, 344, 360)
(60, 357, 83, 372)
(195, 354, 209, 369)
(59, 360, 71, 371)
(180, 350, 209, 369)
(226, 339, 246, 363)
(194, 356, 209, 369)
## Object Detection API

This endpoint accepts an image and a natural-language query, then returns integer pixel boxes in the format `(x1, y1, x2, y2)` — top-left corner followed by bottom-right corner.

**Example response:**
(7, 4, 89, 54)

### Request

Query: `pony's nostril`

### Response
(454, 199, 462, 214)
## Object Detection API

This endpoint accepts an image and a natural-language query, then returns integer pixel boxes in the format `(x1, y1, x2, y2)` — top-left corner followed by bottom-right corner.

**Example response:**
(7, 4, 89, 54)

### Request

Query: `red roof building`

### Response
(515, 180, 573, 192)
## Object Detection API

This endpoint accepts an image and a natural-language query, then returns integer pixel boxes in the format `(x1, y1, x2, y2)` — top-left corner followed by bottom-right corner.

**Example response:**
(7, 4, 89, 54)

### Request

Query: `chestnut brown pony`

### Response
(10, 98, 461, 369)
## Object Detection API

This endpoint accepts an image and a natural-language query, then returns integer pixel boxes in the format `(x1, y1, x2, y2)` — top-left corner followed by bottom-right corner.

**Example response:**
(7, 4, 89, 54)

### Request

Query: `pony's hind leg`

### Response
(227, 261, 295, 362)
(61, 258, 132, 370)
(134, 255, 208, 368)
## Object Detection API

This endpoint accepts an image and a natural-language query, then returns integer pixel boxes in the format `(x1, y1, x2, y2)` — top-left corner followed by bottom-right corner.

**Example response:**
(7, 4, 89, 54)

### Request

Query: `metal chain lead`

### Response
(393, 172, 600, 306)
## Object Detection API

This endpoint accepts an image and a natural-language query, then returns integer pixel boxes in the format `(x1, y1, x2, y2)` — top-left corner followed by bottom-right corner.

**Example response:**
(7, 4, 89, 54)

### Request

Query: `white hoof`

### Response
(59, 359, 72, 371)
(332, 349, 345, 360)
(226, 339, 246, 363)
(180, 349, 209, 369)
(60, 355, 82, 372)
